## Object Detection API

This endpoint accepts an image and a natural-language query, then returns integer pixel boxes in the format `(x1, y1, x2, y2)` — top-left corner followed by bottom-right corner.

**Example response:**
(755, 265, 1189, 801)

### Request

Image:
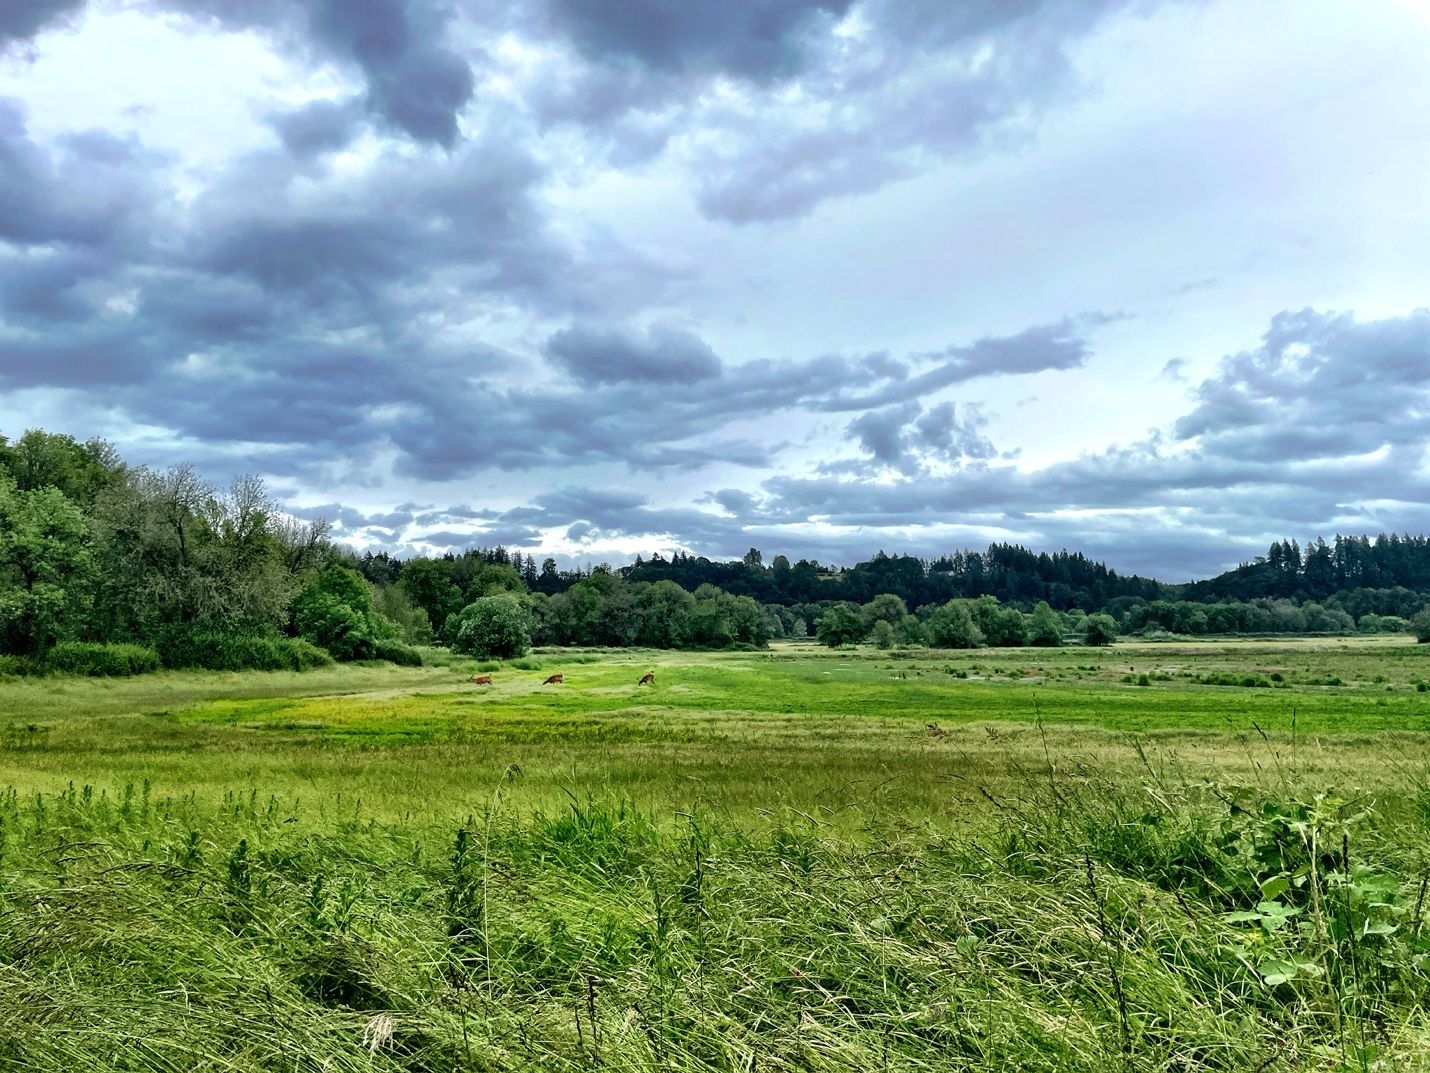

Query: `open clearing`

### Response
(2, 638, 1430, 1070)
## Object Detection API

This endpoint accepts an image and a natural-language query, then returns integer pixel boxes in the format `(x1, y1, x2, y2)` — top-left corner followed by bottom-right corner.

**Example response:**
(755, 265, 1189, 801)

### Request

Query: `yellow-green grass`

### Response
(1, 637, 1427, 824)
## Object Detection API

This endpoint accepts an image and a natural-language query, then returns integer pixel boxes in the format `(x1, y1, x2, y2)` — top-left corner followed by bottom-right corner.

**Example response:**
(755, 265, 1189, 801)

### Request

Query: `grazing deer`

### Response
(469, 674, 493, 685)
(638, 672, 655, 685)
(543, 673, 564, 685)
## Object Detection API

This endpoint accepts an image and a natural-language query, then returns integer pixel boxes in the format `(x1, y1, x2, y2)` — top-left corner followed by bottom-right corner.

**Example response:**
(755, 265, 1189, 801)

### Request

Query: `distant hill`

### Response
(1185, 534, 1430, 604)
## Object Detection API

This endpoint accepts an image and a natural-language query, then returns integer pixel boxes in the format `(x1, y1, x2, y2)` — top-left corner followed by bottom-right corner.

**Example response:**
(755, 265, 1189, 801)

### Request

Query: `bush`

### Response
(374, 640, 423, 667)
(157, 631, 334, 672)
(47, 642, 161, 677)
(0, 653, 42, 676)
(287, 638, 336, 670)
(1414, 608, 1430, 644)
(449, 594, 531, 659)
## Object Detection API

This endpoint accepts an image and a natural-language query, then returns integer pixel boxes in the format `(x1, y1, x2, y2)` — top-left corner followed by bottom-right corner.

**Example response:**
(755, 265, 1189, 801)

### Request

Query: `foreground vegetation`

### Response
(2, 638, 1430, 1069)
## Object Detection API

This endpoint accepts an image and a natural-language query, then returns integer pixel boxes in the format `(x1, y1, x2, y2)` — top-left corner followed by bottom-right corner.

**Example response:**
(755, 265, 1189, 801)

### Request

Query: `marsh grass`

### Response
(3, 638, 1430, 1069)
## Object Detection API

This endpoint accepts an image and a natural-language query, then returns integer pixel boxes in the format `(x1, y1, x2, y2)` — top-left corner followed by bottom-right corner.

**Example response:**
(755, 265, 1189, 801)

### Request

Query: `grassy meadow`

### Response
(2, 637, 1430, 1070)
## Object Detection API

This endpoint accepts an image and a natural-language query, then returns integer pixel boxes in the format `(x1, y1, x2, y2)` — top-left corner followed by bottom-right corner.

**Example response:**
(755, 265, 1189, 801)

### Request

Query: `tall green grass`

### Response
(1, 761, 1429, 1070)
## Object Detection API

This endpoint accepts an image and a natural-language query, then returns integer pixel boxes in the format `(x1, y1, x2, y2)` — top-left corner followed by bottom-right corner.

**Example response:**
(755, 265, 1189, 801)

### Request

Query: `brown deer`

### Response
(638, 672, 655, 685)
(469, 674, 493, 685)
(543, 673, 565, 685)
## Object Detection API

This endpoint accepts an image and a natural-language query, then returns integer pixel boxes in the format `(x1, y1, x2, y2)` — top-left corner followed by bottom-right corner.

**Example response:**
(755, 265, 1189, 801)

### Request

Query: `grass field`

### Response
(2, 638, 1430, 1070)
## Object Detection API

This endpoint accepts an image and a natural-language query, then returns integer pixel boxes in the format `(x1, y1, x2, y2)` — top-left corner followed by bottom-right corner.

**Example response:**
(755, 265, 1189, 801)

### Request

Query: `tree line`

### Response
(5, 428, 1430, 676)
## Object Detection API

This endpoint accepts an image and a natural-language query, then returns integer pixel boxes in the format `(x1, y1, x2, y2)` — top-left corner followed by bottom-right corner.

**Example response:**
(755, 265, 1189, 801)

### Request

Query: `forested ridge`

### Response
(5, 427, 1430, 676)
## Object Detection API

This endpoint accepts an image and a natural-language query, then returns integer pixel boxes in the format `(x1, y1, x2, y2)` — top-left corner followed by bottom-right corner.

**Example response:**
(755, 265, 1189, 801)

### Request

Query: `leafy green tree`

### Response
(467, 561, 525, 599)
(0, 429, 121, 506)
(725, 594, 770, 647)
(597, 580, 646, 646)
(450, 594, 531, 658)
(1028, 601, 1065, 647)
(927, 600, 983, 649)
(871, 619, 896, 649)
(895, 614, 926, 646)
(861, 593, 908, 631)
(0, 478, 95, 653)
(526, 592, 559, 646)
(293, 564, 399, 660)
(636, 580, 694, 648)
(1083, 613, 1118, 647)
(85, 467, 298, 649)
(398, 558, 464, 636)
(555, 579, 606, 644)
(816, 603, 864, 647)
(373, 582, 434, 644)
(969, 596, 1027, 647)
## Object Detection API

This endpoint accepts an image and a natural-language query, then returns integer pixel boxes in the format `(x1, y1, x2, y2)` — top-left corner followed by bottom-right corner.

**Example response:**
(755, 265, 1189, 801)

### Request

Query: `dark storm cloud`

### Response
(286, 502, 415, 530)
(0, 100, 160, 248)
(186, 135, 555, 318)
(710, 489, 760, 515)
(912, 401, 997, 461)
(542, 0, 854, 82)
(267, 97, 365, 157)
(379, 317, 1086, 478)
(0, 79, 618, 479)
(470, 525, 545, 546)
(849, 403, 918, 464)
(161, 0, 475, 146)
(1174, 308, 1430, 460)
(545, 323, 723, 385)
(413, 506, 494, 526)
(0, 0, 85, 44)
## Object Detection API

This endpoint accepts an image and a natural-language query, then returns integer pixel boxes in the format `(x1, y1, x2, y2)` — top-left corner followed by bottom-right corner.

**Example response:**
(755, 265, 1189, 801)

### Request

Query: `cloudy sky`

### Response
(2, 0, 1428, 580)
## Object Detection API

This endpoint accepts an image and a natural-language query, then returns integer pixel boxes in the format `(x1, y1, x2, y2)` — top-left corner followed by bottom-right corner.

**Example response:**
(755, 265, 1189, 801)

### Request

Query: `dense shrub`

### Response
(157, 631, 334, 672)
(1414, 608, 1430, 644)
(374, 640, 423, 666)
(47, 641, 160, 677)
(0, 653, 41, 676)
(448, 594, 531, 659)
(286, 638, 336, 669)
